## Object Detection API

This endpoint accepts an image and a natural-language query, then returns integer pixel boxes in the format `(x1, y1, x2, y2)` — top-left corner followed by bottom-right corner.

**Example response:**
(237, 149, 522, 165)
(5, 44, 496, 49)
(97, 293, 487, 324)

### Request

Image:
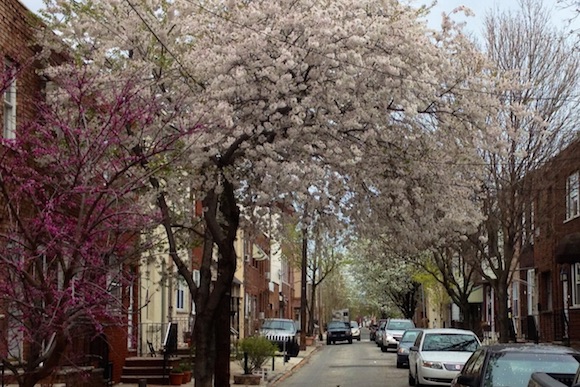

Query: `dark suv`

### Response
(259, 318, 300, 357)
(326, 321, 353, 345)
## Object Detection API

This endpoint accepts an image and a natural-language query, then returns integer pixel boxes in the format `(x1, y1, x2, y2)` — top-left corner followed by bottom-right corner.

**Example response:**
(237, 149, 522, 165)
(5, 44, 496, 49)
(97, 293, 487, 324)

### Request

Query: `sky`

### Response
(424, 0, 576, 37)
(19, 0, 576, 35)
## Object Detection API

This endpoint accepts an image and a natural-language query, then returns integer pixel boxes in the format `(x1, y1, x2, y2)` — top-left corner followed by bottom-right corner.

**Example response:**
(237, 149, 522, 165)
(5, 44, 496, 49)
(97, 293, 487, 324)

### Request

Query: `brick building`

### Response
(528, 138, 580, 346)
(0, 1, 137, 384)
(0, 0, 45, 365)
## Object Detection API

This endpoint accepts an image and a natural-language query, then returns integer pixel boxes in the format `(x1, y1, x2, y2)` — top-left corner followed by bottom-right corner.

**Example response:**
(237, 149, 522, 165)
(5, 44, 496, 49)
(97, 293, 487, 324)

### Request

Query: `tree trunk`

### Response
(214, 290, 231, 386)
(496, 284, 511, 343)
(308, 281, 316, 336)
(193, 312, 215, 387)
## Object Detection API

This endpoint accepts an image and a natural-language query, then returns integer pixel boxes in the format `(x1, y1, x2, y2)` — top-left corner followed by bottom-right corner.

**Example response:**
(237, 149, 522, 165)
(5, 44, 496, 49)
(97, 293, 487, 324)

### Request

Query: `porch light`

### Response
(560, 267, 568, 282)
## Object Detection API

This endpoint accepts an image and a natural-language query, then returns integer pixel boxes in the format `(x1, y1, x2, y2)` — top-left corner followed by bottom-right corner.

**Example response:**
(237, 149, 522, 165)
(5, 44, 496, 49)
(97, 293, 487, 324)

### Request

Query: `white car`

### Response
(408, 328, 481, 386)
(350, 320, 361, 341)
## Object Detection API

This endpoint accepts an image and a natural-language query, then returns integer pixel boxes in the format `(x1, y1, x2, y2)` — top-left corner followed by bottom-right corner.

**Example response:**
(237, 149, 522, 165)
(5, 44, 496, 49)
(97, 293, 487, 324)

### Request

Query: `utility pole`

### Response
(300, 219, 308, 350)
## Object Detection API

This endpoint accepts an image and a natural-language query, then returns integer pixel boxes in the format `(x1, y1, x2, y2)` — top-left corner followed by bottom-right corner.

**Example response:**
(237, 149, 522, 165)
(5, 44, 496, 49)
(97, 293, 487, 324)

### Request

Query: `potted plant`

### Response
(180, 360, 193, 383)
(233, 336, 277, 385)
(169, 364, 184, 385)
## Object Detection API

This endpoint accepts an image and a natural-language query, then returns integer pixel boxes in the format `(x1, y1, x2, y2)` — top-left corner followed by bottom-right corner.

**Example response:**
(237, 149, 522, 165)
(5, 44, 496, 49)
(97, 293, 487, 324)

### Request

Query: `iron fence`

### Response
(139, 316, 193, 357)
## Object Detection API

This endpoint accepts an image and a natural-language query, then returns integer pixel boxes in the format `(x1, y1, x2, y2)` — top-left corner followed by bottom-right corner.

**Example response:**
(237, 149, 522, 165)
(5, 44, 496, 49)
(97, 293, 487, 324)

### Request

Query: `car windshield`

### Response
(387, 320, 414, 330)
(483, 352, 580, 387)
(261, 320, 295, 331)
(350, 321, 359, 328)
(401, 331, 420, 343)
(422, 333, 479, 352)
(328, 321, 349, 329)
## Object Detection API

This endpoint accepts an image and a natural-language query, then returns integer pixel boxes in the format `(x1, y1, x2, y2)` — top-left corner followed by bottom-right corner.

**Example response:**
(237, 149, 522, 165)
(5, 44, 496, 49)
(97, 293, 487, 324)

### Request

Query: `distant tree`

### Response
(474, 0, 580, 342)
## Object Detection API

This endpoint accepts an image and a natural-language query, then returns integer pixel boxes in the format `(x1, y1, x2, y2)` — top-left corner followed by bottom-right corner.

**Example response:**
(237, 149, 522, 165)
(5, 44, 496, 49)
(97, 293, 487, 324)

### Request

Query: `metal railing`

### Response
(139, 317, 192, 357)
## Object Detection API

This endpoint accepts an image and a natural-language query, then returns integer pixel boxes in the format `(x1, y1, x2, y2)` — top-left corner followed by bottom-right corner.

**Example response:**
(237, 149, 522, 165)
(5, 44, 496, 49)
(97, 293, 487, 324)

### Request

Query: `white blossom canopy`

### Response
(41, 0, 503, 250)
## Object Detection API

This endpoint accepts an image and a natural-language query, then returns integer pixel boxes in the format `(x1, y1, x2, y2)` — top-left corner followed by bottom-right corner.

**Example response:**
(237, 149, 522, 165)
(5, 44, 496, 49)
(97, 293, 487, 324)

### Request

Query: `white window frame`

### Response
(107, 255, 123, 313)
(566, 172, 579, 221)
(512, 281, 520, 318)
(176, 278, 186, 311)
(527, 269, 535, 315)
(572, 263, 580, 307)
(3, 58, 16, 139)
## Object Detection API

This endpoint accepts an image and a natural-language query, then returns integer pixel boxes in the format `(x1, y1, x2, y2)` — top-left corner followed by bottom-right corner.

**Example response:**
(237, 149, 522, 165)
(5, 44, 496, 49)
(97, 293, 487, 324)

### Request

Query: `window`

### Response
(527, 269, 535, 315)
(566, 172, 579, 221)
(107, 255, 123, 313)
(3, 58, 16, 139)
(572, 263, 580, 307)
(511, 281, 519, 318)
(541, 271, 552, 311)
(176, 279, 186, 311)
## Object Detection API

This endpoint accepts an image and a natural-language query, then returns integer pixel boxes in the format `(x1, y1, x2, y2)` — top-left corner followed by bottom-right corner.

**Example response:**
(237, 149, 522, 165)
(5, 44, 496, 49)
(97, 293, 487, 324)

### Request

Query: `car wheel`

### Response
(357, 336, 361, 341)
(380, 344, 387, 353)
(348, 338, 353, 344)
(290, 343, 300, 357)
(408, 369, 416, 386)
(396, 361, 403, 369)
(326, 339, 331, 345)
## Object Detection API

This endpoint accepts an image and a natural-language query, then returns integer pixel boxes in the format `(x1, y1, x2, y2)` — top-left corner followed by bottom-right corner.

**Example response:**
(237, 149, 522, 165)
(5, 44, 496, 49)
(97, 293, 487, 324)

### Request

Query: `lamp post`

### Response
(560, 267, 569, 345)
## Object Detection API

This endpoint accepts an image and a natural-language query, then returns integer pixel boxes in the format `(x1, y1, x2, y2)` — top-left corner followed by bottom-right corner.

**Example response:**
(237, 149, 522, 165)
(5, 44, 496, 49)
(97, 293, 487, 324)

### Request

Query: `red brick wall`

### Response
(104, 325, 129, 383)
(533, 139, 580, 343)
(0, 0, 43, 359)
(0, 0, 44, 126)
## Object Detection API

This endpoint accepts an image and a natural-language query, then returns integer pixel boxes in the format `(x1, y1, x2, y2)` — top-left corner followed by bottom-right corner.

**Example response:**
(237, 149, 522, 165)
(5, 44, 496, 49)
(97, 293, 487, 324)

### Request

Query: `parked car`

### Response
(408, 328, 481, 386)
(396, 328, 423, 368)
(375, 319, 387, 347)
(381, 318, 415, 352)
(369, 323, 379, 341)
(326, 320, 353, 345)
(451, 343, 580, 387)
(259, 318, 300, 357)
(350, 320, 361, 341)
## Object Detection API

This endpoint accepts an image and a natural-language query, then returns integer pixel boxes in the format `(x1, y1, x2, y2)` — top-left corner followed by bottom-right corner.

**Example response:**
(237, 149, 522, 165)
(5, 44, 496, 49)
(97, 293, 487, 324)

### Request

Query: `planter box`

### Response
(233, 374, 261, 385)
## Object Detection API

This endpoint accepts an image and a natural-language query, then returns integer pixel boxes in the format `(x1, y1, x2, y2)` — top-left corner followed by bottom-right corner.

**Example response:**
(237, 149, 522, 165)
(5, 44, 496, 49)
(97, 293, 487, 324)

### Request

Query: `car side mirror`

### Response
(456, 375, 477, 386)
(296, 329, 301, 333)
(410, 346, 418, 352)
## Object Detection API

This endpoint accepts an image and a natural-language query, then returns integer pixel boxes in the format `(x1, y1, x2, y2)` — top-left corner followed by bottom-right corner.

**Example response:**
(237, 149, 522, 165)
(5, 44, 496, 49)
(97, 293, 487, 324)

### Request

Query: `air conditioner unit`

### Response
(265, 271, 270, 280)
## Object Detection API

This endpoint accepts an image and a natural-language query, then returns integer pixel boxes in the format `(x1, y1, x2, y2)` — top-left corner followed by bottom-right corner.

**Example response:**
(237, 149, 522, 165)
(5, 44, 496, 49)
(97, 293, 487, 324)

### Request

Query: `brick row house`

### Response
(0, 0, 44, 364)
(408, 137, 580, 346)
(0, 2, 142, 384)
(471, 138, 580, 345)
(524, 137, 580, 346)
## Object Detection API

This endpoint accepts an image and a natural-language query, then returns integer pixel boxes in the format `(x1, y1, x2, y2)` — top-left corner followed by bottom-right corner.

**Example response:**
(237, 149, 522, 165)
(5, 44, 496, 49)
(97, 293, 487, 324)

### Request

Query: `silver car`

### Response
(381, 318, 415, 352)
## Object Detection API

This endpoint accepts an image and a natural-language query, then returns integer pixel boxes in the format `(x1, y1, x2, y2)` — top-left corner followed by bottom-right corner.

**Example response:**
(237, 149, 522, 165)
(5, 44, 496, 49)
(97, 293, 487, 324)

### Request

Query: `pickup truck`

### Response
(528, 372, 579, 387)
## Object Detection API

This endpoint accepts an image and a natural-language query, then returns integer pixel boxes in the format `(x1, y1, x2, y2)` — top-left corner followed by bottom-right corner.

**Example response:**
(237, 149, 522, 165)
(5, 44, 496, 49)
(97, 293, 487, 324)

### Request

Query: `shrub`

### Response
(237, 336, 277, 374)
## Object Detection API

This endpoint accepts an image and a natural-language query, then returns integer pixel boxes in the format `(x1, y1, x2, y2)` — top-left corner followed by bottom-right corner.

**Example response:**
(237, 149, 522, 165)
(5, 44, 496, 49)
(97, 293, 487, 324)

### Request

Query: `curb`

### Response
(268, 344, 322, 386)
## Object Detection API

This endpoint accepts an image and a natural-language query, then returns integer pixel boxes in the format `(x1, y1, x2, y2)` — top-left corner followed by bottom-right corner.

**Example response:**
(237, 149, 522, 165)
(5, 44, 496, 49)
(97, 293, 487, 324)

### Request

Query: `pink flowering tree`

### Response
(0, 63, 188, 387)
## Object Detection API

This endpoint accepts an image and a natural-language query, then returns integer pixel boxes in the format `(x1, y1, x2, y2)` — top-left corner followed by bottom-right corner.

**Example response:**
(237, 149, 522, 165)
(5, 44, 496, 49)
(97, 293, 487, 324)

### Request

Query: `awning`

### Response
(468, 286, 483, 303)
(555, 233, 580, 264)
(252, 244, 269, 261)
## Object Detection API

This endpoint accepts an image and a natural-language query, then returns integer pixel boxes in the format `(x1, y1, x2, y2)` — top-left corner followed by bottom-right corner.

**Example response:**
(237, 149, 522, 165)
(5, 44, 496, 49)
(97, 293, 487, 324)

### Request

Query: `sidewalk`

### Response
(116, 340, 321, 387)
(231, 340, 321, 386)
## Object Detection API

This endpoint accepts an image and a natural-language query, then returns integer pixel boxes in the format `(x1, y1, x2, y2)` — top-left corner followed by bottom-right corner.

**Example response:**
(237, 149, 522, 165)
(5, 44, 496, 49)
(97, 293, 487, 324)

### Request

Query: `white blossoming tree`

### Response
(38, 0, 504, 384)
